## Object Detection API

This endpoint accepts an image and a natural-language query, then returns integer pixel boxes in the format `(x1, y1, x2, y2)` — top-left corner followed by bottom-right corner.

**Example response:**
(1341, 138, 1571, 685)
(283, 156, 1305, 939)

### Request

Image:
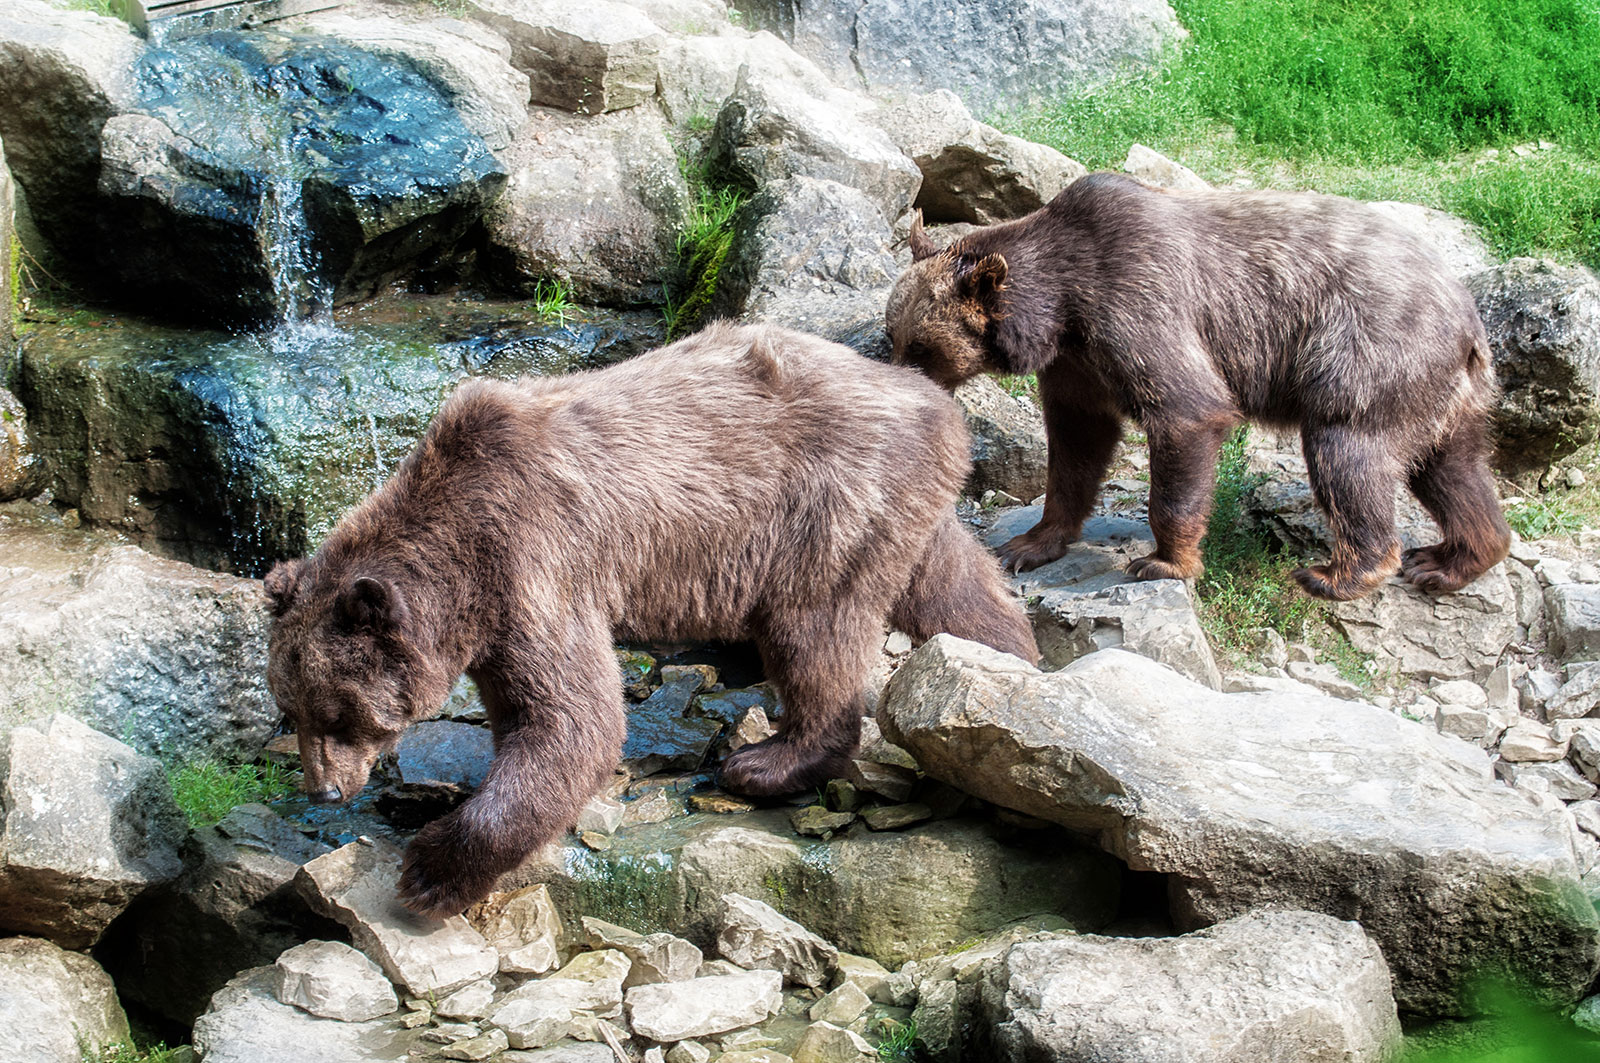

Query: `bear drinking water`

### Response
(264, 322, 1037, 917)
(885, 172, 1511, 601)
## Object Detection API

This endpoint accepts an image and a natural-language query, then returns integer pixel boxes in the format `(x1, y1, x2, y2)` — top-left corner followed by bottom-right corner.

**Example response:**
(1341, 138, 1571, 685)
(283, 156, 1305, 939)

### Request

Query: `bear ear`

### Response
(336, 575, 410, 635)
(956, 252, 1009, 307)
(908, 209, 938, 261)
(263, 559, 306, 618)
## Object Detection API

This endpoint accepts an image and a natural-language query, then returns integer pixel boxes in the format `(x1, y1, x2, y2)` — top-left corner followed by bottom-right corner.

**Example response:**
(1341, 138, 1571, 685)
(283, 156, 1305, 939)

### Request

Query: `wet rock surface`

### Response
(882, 636, 1600, 1015)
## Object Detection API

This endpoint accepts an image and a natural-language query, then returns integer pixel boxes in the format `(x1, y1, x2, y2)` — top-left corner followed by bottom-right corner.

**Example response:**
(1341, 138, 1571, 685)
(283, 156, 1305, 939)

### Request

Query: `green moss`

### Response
(568, 851, 683, 935)
(168, 760, 293, 829)
(875, 1017, 920, 1063)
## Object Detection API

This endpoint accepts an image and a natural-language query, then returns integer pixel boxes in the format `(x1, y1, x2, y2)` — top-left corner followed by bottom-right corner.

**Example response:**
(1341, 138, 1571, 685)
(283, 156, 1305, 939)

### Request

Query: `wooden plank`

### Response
(126, 0, 342, 37)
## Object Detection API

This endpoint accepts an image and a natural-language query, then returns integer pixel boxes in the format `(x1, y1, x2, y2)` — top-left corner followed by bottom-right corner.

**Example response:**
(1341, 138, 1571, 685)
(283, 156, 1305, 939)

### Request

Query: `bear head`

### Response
(263, 558, 446, 804)
(884, 209, 1010, 390)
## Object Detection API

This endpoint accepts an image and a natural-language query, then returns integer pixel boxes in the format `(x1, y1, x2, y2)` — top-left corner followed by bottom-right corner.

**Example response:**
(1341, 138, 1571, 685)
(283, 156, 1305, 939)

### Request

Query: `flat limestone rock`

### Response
(881, 636, 1600, 1015)
(471, 883, 564, 975)
(624, 969, 783, 1042)
(980, 910, 1401, 1062)
(294, 841, 499, 997)
(193, 966, 420, 1063)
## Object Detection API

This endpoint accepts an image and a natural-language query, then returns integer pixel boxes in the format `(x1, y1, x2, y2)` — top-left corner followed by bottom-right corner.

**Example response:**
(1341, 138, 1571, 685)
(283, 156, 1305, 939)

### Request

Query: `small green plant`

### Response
(1505, 492, 1587, 540)
(999, 374, 1039, 400)
(662, 182, 745, 339)
(761, 871, 789, 905)
(875, 1017, 920, 1063)
(85, 1040, 189, 1063)
(168, 760, 294, 829)
(525, 277, 575, 327)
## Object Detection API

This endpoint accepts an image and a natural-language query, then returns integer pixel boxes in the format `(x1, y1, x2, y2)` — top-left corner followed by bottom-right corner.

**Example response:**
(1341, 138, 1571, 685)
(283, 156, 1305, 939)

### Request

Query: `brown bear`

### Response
(885, 172, 1511, 601)
(263, 321, 1038, 916)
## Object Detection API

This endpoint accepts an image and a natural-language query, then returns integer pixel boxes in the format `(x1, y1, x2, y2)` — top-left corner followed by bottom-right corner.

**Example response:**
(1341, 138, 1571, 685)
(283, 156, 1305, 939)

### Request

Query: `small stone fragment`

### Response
(624, 790, 676, 826)
(689, 793, 758, 814)
(832, 953, 891, 1001)
(1499, 720, 1568, 762)
(716, 894, 838, 988)
(1548, 665, 1600, 720)
(728, 707, 777, 752)
(1499, 759, 1598, 802)
(824, 779, 862, 813)
(272, 940, 398, 1022)
(470, 884, 565, 976)
(792, 1020, 877, 1063)
(808, 980, 871, 1025)
(577, 796, 626, 835)
(1432, 679, 1490, 708)
(667, 1040, 713, 1063)
(435, 977, 496, 1020)
(860, 803, 933, 831)
(844, 760, 916, 803)
(790, 806, 856, 838)
(441, 1027, 509, 1061)
(624, 969, 783, 1042)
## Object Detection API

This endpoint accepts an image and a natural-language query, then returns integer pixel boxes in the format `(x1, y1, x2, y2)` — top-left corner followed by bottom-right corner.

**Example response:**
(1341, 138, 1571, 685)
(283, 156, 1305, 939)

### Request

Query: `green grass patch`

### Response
(1402, 983, 1600, 1061)
(662, 166, 745, 340)
(1195, 428, 1376, 684)
(85, 1040, 189, 1063)
(523, 277, 575, 328)
(999, 0, 1600, 267)
(874, 1017, 919, 1063)
(168, 760, 294, 829)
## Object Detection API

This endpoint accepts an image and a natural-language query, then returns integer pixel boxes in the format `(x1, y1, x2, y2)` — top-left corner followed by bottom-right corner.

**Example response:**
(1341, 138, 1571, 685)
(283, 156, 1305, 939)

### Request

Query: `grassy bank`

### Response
(1000, 0, 1600, 267)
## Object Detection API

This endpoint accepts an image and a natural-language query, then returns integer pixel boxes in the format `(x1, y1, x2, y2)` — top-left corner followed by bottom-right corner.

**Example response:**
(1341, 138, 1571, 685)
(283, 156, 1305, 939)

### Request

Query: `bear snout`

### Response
(306, 785, 343, 803)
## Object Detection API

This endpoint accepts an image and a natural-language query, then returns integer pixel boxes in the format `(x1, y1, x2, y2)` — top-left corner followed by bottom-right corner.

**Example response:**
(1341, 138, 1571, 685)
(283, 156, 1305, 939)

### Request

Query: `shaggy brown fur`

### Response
(885, 172, 1511, 600)
(264, 322, 1037, 917)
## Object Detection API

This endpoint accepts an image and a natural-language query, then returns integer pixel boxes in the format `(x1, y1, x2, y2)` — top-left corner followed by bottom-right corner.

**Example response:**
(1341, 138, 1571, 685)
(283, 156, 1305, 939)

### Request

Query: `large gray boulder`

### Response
(733, 0, 1184, 112)
(469, 0, 664, 115)
(709, 64, 922, 222)
(0, 714, 186, 949)
(870, 90, 1085, 225)
(0, 509, 275, 759)
(952, 379, 1048, 501)
(1549, 582, 1600, 662)
(0, 936, 131, 1063)
(713, 175, 897, 355)
(980, 910, 1402, 1062)
(880, 636, 1600, 1015)
(192, 965, 422, 1063)
(1468, 258, 1600, 474)
(96, 804, 336, 1025)
(484, 105, 688, 305)
(291, 10, 532, 152)
(1330, 568, 1520, 682)
(656, 29, 841, 128)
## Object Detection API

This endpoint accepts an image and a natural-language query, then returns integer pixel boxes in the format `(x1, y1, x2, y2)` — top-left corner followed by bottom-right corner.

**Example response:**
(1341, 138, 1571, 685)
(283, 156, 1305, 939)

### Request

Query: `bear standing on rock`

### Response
(263, 322, 1038, 917)
(886, 172, 1512, 601)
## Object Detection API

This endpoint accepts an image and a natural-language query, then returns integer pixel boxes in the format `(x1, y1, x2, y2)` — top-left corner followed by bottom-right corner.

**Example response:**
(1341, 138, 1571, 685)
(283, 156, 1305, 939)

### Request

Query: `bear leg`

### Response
(1129, 414, 1237, 583)
(720, 604, 878, 797)
(1402, 417, 1511, 594)
(1293, 423, 1403, 600)
(997, 363, 1122, 573)
(892, 508, 1040, 664)
(397, 618, 626, 917)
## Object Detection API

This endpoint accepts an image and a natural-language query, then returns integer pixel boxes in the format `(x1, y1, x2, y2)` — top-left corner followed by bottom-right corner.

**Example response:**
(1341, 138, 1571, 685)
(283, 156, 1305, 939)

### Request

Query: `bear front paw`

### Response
(996, 527, 1071, 573)
(719, 737, 849, 798)
(397, 822, 498, 919)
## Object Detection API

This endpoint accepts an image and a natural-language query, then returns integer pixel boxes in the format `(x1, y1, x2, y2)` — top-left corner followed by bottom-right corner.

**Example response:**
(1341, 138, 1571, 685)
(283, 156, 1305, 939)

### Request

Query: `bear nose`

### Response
(308, 786, 343, 804)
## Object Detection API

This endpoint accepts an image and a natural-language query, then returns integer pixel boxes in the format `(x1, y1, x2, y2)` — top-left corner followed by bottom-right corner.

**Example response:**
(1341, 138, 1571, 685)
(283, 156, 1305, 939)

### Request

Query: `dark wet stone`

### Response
(394, 721, 495, 790)
(790, 805, 856, 837)
(616, 649, 660, 701)
(690, 685, 778, 725)
(623, 672, 725, 773)
(18, 299, 660, 573)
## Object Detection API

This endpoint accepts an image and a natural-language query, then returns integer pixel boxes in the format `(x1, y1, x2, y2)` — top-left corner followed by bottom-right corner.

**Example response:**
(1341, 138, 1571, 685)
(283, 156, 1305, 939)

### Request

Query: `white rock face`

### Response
(490, 949, 630, 1027)
(469, 0, 664, 114)
(656, 29, 847, 127)
(1124, 143, 1209, 190)
(793, 1020, 877, 1063)
(981, 910, 1402, 1062)
(1549, 582, 1600, 662)
(193, 966, 420, 1063)
(273, 940, 399, 1022)
(716, 894, 839, 988)
(294, 842, 500, 997)
(881, 636, 1600, 1015)
(0, 714, 185, 948)
(871, 89, 1085, 225)
(0, 936, 130, 1063)
(710, 64, 922, 221)
(624, 969, 784, 1042)
(470, 883, 564, 975)
(808, 980, 871, 1025)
